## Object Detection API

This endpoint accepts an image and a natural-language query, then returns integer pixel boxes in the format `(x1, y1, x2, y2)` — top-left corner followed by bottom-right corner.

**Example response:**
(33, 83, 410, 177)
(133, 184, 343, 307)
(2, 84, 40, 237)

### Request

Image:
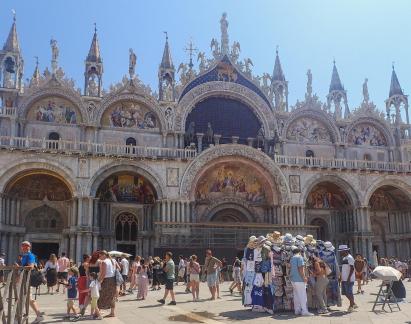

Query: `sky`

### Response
(1, 0, 410, 112)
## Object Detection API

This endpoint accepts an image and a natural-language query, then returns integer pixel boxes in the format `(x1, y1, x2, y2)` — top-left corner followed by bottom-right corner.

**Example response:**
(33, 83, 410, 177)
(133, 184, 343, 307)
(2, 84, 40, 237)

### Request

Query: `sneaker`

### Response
(317, 309, 329, 314)
(157, 299, 165, 304)
(32, 315, 44, 323)
(70, 315, 81, 322)
(353, 304, 359, 309)
(80, 308, 86, 316)
(229, 288, 233, 295)
(347, 306, 354, 312)
(301, 312, 314, 316)
(168, 301, 177, 305)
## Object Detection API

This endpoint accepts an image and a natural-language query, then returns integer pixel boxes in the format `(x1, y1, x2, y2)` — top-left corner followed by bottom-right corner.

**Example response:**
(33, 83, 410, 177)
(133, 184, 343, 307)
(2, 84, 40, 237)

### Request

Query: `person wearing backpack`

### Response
(18, 241, 44, 323)
(311, 255, 329, 314)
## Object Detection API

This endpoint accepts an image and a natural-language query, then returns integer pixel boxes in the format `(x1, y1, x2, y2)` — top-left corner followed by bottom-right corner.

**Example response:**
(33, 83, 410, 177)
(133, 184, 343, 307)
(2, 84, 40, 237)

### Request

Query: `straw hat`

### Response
(304, 235, 314, 245)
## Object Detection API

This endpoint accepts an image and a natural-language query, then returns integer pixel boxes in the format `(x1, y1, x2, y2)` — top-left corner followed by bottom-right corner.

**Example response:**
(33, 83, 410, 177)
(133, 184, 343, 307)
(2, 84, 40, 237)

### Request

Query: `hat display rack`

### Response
(242, 232, 342, 313)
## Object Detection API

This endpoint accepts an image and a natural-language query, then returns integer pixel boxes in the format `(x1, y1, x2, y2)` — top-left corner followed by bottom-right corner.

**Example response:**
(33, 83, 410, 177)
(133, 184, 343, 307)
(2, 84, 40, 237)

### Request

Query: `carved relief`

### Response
(286, 117, 331, 143)
(289, 175, 301, 193)
(27, 97, 80, 124)
(166, 168, 179, 187)
(347, 123, 387, 146)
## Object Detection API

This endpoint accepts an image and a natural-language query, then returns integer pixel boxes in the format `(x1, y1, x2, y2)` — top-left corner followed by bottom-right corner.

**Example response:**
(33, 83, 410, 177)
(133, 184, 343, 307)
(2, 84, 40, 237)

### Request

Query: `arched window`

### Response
(48, 132, 60, 149)
(26, 205, 64, 233)
(126, 137, 137, 154)
(115, 213, 138, 241)
(306, 150, 314, 158)
(363, 154, 372, 161)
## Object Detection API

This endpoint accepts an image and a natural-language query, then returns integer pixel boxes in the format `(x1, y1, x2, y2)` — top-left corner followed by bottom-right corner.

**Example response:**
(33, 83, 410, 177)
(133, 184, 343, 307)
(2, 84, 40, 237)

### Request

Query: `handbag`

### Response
(112, 260, 124, 286)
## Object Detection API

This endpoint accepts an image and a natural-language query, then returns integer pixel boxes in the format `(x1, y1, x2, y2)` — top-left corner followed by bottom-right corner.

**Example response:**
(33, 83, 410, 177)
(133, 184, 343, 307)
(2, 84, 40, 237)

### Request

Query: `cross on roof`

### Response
(185, 39, 198, 69)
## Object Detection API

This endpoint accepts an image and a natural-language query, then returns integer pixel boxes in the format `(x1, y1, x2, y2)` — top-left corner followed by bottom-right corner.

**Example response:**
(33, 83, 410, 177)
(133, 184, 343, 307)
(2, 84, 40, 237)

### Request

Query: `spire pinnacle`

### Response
(3, 10, 20, 52)
(30, 56, 41, 86)
(389, 64, 404, 97)
(272, 46, 285, 81)
(329, 60, 344, 92)
(160, 31, 174, 69)
(87, 24, 102, 63)
(220, 12, 229, 55)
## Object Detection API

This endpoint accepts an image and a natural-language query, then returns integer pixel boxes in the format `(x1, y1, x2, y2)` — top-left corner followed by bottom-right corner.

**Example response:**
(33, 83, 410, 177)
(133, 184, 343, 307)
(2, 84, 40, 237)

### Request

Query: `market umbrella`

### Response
(108, 251, 131, 257)
(372, 266, 402, 281)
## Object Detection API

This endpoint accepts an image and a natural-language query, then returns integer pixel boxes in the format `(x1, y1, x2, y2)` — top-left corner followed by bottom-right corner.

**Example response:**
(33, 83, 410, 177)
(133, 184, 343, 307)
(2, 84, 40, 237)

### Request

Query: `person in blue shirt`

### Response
(289, 246, 313, 316)
(17, 241, 44, 323)
(63, 267, 80, 321)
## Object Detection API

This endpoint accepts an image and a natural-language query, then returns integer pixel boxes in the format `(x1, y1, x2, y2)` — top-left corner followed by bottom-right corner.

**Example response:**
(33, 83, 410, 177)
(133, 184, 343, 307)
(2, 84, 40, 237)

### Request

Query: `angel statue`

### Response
(210, 38, 220, 59)
(178, 63, 188, 85)
(362, 78, 369, 103)
(230, 41, 241, 62)
(197, 52, 207, 72)
(244, 58, 253, 76)
(129, 48, 137, 79)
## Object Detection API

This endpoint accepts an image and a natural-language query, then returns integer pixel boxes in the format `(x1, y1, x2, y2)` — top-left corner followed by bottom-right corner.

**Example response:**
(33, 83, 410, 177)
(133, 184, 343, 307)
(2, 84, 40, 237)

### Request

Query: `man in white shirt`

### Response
(56, 252, 70, 293)
(338, 245, 357, 312)
(120, 255, 129, 294)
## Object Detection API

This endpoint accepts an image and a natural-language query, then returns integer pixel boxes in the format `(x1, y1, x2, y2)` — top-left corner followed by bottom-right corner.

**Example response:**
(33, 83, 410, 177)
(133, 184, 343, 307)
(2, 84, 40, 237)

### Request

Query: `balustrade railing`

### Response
(0, 135, 410, 171)
(0, 107, 17, 116)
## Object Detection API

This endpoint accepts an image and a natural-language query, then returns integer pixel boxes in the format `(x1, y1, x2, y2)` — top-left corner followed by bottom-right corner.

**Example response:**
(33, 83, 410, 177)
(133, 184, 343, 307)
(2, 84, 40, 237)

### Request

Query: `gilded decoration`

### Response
(102, 100, 157, 129)
(286, 117, 331, 143)
(306, 182, 351, 210)
(27, 96, 80, 124)
(195, 162, 269, 204)
(97, 172, 156, 204)
(7, 174, 71, 201)
(347, 123, 387, 146)
(369, 186, 411, 211)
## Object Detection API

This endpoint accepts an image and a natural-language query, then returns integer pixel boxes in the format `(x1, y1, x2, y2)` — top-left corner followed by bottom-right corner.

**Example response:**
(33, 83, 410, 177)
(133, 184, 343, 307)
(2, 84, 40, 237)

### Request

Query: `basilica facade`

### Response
(1, 13, 411, 264)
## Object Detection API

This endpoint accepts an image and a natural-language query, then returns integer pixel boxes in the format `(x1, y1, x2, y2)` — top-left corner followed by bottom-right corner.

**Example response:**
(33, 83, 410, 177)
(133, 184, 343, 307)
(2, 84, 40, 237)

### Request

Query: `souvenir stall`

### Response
(242, 232, 342, 314)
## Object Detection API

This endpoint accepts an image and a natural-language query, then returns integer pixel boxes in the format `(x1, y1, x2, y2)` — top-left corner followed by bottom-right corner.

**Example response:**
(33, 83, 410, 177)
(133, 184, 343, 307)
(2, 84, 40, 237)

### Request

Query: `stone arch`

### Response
(363, 177, 411, 207)
(97, 91, 167, 131)
(200, 197, 256, 223)
(175, 81, 276, 137)
(310, 217, 328, 241)
(18, 86, 88, 124)
(180, 144, 289, 204)
(345, 116, 394, 147)
(283, 108, 340, 143)
(300, 174, 360, 208)
(0, 159, 77, 197)
(88, 161, 165, 199)
(25, 205, 65, 233)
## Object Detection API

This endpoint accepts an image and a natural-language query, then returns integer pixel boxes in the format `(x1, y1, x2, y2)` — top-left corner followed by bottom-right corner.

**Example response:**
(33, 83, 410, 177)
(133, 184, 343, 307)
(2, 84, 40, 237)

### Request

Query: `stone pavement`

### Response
(29, 280, 411, 324)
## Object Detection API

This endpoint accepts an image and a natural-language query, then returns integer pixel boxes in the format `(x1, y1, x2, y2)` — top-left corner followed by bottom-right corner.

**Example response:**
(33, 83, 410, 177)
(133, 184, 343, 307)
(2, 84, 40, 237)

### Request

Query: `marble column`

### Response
(247, 137, 254, 147)
(69, 234, 76, 261)
(196, 133, 204, 153)
(213, 134, 221, 145)
(231, 136, 239, 144)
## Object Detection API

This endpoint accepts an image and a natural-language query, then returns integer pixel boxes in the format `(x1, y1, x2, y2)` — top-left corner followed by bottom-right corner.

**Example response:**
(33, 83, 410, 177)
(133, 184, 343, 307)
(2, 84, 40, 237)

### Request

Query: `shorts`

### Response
(207, 272, 218, 287)
(122, 274, 128, 282)
(190, 274, 200, 282)
(341, 281, 354, 297)
(165, 278, 174, 290)
(178, 269, 185, 278)
(57, 272, 68, 280)
(91, 297, 99, 308)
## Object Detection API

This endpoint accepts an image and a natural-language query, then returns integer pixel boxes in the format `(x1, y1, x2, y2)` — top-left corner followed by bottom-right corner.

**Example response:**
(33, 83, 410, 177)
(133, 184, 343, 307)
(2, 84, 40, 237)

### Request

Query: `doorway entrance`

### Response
(31, 242, 59, 263)
(117, 244, 136, 259)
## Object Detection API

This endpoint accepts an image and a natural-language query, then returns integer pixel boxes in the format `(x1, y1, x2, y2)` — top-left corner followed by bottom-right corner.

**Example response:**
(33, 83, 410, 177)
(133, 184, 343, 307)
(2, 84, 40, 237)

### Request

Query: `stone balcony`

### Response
(0, 135, 410, 173)
(0, 106, 17, 117)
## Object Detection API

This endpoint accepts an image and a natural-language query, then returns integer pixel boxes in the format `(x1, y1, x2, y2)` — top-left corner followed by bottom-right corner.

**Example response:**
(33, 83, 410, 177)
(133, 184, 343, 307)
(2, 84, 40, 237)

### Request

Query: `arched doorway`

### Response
(210, 208, 249, 223)
(4, 172, 72, 262)
(305, 181, 353, 245)
(115, 213, 138, 258)
(368, 185, 411, 259)
(96, 171, 157, 256)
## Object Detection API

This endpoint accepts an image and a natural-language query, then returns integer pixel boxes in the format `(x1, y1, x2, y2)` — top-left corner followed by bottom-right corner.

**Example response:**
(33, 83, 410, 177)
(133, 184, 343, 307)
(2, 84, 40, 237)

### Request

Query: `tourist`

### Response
(339, 245, 357, 312)
(88, 272, 102, 319)
(128, 256, 141, 292)
(98, 250, 117, 317)
(204, 249, 222, 300)
(184, 257, 191, 293)
(137, 260, 149, 300)
(151, 256, 162, 290)
(63, 266, 80, 321)
(56, 252, 70, 293)
(89, 251, 100, 275)
(187, 255, 200, 301)
(311, 255, 329, 314)
(229, 257, 242, 294)
(120, 254, 129, 295)
(78, 254, 90, 316)
(43, 253, 59, 294)
(290, 246, 313, 316)
(18, 241, 44, 323)
(177, 255, 186, 285)
(157, 251, 176, 305)
(220, 257, 228, 282)
(354, 254, 365, 294)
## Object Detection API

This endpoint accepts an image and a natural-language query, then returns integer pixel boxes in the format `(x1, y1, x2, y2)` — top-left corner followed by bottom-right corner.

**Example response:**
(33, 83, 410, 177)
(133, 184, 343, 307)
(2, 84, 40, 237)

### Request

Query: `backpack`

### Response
(30, 268, 45, 288)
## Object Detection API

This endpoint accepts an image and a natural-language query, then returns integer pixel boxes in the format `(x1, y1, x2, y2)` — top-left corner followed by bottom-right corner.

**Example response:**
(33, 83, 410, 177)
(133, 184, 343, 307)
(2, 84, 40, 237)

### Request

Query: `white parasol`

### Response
(108, 251, 131, 257)
(372, 266, 402, 281)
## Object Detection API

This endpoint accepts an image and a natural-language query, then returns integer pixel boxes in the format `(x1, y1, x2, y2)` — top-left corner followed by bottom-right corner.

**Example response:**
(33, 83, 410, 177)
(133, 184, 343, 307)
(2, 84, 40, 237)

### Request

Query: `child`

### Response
(61, 266, 80, 321)
(137, 262, 149, 300)
(89, 272, 102, 320)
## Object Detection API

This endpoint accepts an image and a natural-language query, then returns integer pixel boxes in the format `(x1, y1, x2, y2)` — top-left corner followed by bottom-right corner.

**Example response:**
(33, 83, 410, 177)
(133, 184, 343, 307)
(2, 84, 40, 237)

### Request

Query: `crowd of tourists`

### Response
(0, 240, 410, 323)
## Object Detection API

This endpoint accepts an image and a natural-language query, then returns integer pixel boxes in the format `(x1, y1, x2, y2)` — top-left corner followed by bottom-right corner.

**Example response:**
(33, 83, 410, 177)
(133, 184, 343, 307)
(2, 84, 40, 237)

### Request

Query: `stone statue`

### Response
(50, 38, 59, 74)
(306, 69, 312, 97)
(257, 126, 265, 148)
(210, 38, 220, 59)
(244, 58, 253, 76)
(206, 122, 214, 144)
(363, 78, 369, 103)
(129, 48, 137, 78)
(177, 63, 188, 85)
(230, 41, 241, 62)
(88, 74, 98, 96)
(220, 13, 229, 54)
(165, 107, 174, 130)
(197, 52, 207, 72)
(185, 121, 195, 146)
